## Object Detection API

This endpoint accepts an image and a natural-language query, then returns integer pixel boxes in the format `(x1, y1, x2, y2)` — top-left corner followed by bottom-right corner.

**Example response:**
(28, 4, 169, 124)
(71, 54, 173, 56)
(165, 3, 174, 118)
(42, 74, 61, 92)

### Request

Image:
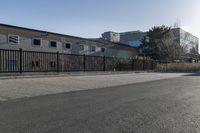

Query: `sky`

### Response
(0, 0, 199, 39)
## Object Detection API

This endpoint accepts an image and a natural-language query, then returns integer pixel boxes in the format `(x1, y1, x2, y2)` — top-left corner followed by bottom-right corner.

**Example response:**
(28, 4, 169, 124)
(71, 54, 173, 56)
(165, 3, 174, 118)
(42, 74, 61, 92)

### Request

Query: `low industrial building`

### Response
(0, 24, 138, 58)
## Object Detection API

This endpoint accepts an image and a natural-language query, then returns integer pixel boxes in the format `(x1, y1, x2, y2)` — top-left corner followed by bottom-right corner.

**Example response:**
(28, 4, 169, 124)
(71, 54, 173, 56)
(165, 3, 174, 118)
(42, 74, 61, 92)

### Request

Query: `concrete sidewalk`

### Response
(0, 72, 188, 101)
(0, 71, 148, 79)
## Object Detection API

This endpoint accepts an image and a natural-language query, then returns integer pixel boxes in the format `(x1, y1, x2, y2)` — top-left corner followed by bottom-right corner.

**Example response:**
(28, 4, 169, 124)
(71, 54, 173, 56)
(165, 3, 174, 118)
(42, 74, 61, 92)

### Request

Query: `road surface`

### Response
(0, 72, 186, 101)
(0, 74, 200, 133)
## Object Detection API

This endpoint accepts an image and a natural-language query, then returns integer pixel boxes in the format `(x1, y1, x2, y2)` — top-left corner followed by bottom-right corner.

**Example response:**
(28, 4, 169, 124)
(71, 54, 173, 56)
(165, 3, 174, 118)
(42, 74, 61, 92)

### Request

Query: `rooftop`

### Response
(120, 30, 145, 35)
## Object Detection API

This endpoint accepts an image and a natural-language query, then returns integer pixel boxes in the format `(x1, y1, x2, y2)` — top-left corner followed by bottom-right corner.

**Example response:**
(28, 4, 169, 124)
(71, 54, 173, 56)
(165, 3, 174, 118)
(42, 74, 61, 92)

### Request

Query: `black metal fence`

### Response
(0, 49, 157, 73)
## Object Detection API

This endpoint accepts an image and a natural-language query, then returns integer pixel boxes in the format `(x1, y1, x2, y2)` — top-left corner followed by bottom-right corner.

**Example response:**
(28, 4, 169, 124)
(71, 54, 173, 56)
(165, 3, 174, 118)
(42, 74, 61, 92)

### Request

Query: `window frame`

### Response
(64, 42, 72, 49)
(80, 44, 84, 51)
(91, 46, 96, 52)
(32, 38, 42, 47)
(8, 34, 20, 45)
(101, 47, 106, 52)
(49, 40, 57, 48)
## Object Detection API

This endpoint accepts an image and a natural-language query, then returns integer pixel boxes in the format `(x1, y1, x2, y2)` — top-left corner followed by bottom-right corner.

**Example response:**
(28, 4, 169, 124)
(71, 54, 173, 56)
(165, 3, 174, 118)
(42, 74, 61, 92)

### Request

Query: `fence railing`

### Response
(0, 49, 157, 73)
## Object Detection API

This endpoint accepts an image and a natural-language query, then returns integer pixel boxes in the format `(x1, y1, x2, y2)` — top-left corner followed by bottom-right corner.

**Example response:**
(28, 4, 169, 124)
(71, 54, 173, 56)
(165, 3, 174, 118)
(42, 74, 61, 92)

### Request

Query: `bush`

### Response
(156, 63, 200, 72)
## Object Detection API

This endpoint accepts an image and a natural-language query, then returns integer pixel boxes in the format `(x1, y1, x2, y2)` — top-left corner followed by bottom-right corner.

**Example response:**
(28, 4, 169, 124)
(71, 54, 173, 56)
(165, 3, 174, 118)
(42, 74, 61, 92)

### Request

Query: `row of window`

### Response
(8, 35, 106, 52)
(8, 35, 72, 49)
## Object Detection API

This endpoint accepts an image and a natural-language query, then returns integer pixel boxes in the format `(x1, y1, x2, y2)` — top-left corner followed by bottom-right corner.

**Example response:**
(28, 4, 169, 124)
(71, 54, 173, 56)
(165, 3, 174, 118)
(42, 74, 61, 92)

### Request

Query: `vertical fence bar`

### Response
(103, 56, 106, 72)
(151, 60, 154, 70)
(0, 50, 1, 73)
(7, 50, 9, 73)
(83, 54, 86, 72)
(155, 61, 158, 70)
(132, 59, 135, 71)
(57, 51, 59, 73)
(119, 61, 122, 71)
(2, 50, 4, 73)
(21, 50, 24, 72)
(19, 48, 23, 73)
(0, 49, 157, 73)
(143, 59, 145, 70)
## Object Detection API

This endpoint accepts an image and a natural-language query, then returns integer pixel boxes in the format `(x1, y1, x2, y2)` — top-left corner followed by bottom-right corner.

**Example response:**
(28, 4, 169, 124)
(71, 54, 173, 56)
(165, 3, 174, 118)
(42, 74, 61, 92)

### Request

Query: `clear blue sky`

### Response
(0, 0, 199, 39)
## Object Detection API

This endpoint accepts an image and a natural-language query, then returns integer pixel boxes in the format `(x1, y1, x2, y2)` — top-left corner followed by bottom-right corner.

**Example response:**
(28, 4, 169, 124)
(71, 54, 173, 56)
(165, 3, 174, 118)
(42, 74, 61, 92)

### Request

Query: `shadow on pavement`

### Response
(183, 72, 200, 76)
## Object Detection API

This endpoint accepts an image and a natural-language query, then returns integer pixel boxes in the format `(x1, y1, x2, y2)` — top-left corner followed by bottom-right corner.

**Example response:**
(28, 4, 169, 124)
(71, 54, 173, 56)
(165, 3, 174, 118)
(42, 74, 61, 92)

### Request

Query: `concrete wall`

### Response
(120, 31, 147, 43)
(102, 32, 120, 42)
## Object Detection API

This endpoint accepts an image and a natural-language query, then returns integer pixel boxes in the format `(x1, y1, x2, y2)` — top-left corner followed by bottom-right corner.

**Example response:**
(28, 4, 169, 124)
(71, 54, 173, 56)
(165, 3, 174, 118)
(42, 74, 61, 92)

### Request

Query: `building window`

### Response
(50, 41, 57, 48)
(8, 35, 19, 44)
(101, 48, 106, 52)
(32, 39, 42, 46)
(80, 45, 84, 51)
(91, 46, 96, 52)
(65, 43, 71, 49)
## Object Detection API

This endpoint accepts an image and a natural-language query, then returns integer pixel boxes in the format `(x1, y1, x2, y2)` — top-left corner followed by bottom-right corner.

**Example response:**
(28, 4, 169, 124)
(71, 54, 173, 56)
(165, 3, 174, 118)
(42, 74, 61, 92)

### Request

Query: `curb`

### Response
(0, 71, 153, 80)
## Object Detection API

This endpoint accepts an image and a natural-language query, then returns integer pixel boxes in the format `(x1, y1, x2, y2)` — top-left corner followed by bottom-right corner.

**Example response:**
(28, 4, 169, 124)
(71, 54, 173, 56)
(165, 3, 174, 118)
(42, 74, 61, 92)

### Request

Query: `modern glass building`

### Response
(171, 28, 199, 59)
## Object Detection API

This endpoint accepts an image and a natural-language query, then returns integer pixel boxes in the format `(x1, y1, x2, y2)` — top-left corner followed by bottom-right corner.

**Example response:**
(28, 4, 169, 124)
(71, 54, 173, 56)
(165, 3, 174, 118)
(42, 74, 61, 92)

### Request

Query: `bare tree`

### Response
(159, 36, 182, 62)
(173, 19, 181, 28)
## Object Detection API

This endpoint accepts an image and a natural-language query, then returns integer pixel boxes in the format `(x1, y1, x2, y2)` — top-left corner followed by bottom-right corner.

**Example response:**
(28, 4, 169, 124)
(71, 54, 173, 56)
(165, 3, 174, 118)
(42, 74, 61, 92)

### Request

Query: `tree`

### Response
(140, 25, 182, 62)
(158, 36, 182, 62)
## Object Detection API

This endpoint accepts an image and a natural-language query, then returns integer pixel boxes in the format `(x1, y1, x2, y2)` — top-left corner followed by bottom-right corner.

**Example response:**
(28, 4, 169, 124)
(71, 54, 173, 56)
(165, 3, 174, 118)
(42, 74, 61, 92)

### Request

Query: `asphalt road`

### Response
(0, 73, 185, 101)
(1, 74, 200, 133)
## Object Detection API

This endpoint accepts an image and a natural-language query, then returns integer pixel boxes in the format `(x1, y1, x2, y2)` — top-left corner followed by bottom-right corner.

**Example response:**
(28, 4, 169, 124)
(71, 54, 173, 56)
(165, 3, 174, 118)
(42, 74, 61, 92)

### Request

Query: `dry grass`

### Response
(156, 63, 200, 72)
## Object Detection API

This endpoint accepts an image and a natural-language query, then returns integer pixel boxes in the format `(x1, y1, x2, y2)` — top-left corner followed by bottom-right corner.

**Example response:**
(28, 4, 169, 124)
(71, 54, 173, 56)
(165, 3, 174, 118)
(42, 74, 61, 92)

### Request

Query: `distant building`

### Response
(119, 31, 147, 47)
(101, 28, 199, 59)
(119, 28, 199, 56)
(171, 28, 199, 58)
(101, 31, 120, 42)
(101, 31, 146, 47)
(120, 31, 147, 43)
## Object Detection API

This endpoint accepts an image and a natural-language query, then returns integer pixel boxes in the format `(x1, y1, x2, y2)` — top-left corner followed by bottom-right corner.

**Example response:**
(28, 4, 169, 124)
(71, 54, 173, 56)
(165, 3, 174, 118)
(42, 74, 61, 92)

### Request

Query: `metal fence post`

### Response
(143, 59, 145, 70)
(155, 60, 158, 70)
(132, 59, 135, 71)
(151, 60, 154, 70)
(83, 54, 86, 72)
(19, 48, 23, 73)
(119, 61, 122, 71)
(103, 56, 106, 72)
(57, 51, 59, 73)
